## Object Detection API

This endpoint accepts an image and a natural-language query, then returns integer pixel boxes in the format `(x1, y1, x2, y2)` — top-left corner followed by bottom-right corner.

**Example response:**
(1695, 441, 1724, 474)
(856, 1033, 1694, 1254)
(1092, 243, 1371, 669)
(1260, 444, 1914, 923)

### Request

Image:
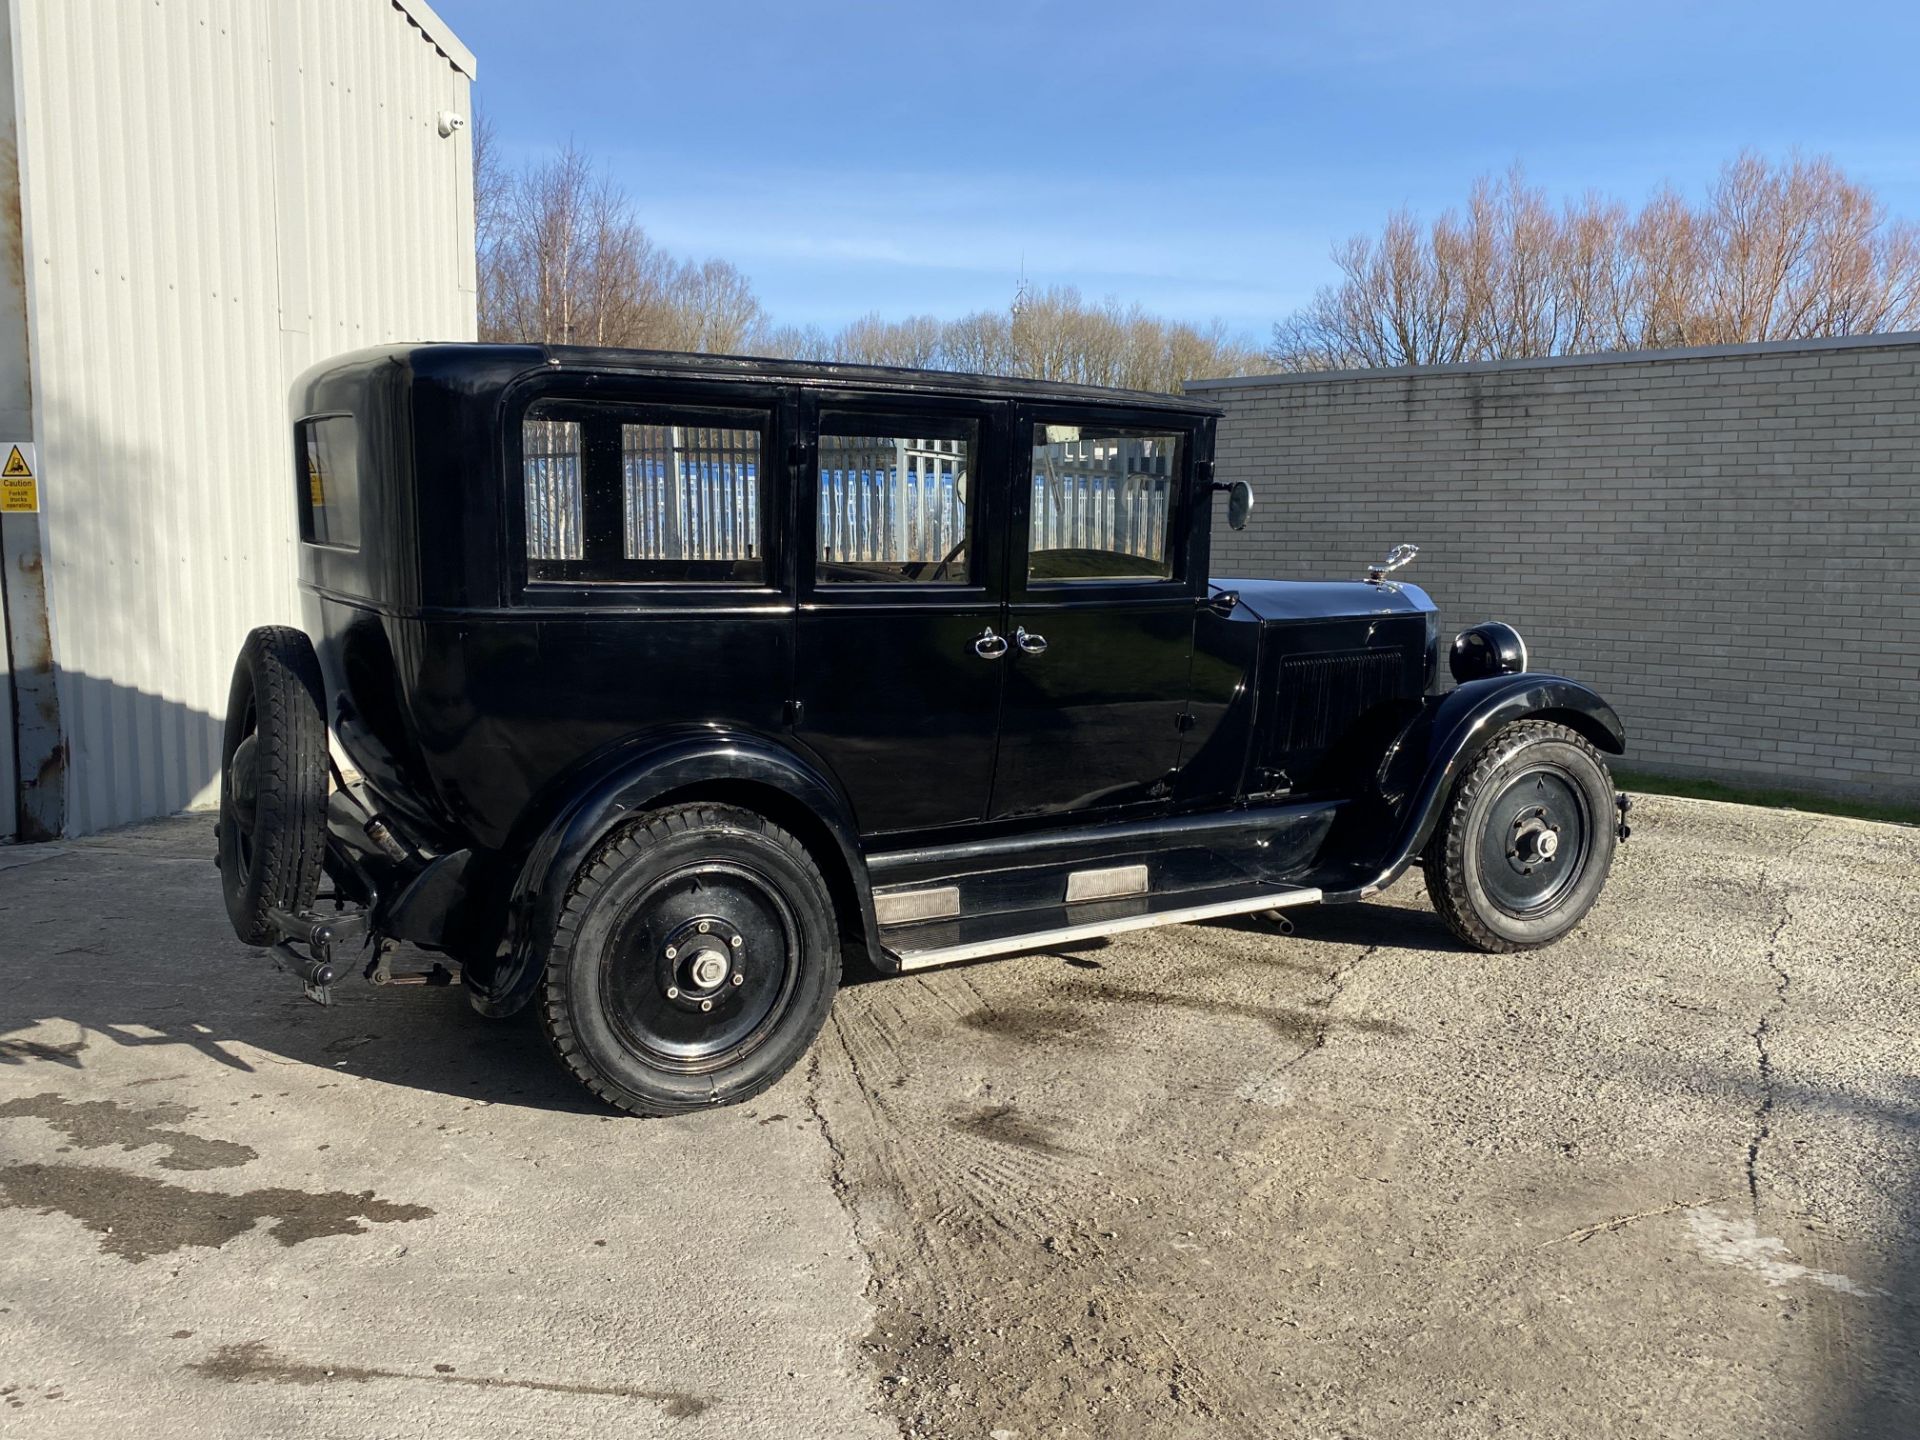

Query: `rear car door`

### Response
(989, 406, 1200, 821)
(791, 393, 1011, 836)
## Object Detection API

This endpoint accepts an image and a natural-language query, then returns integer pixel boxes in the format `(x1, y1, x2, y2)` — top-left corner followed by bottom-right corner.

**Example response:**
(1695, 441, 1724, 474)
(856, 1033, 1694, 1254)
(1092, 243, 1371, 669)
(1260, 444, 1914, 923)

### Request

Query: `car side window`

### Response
(520, 398, 766, 584)
(297, 415, 361, 550)
(815, 413, 977, 585)
(1028, 422, 1180, 582)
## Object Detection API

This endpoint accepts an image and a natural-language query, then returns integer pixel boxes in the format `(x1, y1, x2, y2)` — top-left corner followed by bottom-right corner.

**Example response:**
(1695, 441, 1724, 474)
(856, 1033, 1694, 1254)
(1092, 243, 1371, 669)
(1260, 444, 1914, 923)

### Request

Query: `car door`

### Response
(791, 392, 1011, 836)
(988, 405, 1200, 821)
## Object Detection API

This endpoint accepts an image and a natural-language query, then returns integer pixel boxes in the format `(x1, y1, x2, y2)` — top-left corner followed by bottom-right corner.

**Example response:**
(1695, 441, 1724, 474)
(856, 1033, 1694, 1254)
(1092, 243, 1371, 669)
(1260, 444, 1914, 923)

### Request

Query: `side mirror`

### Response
(1215, 478, 1254, 531)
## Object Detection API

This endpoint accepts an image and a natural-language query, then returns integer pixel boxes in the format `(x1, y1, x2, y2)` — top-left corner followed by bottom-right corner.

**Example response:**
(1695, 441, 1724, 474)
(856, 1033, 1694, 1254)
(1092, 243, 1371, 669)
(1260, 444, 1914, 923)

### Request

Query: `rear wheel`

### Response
(1423, 719, 1616, 952)
(218, 626, 329, 944)
(541, 804, 841, 1116)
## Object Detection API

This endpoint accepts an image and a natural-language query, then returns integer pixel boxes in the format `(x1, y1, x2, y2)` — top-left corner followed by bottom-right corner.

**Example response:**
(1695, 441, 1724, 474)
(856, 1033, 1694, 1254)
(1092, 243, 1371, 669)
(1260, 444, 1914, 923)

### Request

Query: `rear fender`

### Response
(470, 730, 875, 1018)
(1341, 674, 1625, 899)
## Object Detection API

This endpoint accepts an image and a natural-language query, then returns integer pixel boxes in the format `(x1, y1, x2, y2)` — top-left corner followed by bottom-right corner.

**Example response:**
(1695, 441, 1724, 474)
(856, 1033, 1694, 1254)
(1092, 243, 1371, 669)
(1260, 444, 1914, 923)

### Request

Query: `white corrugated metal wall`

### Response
(0, 0, 20, 843)
(9, 0, 475, 834)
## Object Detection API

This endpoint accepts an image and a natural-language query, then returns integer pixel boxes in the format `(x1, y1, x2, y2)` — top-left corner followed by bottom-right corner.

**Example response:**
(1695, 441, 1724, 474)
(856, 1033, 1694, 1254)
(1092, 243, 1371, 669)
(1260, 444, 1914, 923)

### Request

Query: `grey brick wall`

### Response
(1196, 334, 1920, 803)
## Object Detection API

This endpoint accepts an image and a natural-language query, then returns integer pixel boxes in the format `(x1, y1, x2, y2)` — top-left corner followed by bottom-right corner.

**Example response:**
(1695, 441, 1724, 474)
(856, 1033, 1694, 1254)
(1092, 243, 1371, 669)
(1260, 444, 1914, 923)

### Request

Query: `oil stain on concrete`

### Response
(0, 1092, 256, 1170)
(188, 1340, 711, 1419)
(0, 1163, 431, 1261)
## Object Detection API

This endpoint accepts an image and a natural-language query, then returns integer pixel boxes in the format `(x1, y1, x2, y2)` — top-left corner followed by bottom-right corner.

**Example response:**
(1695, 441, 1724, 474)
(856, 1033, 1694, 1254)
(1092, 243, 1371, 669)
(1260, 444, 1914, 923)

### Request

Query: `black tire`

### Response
(541, 804, 841, 1116)
(1423, 719, 1617, 953)
(218, 626, 329, 945)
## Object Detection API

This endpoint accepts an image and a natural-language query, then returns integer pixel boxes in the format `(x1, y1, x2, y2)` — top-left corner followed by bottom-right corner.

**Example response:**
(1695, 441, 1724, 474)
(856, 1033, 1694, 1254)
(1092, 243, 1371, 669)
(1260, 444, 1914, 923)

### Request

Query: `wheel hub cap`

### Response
(1479, 774, 1590, 918)
(687, 948, 730, 990)
(1510, 809, 1561, 866)
(658, 916, 749, 1012)
(600, 865, 801, 1075)
(229, 733, 260, 835)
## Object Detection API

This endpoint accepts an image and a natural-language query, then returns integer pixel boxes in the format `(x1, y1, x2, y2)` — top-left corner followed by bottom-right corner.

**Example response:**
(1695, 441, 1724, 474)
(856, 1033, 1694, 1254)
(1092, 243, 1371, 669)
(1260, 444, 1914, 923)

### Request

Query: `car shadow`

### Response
(0, 820, 603, 1114)
(3, 821, 1432, 1114)
(1200, 899, 1462, 955)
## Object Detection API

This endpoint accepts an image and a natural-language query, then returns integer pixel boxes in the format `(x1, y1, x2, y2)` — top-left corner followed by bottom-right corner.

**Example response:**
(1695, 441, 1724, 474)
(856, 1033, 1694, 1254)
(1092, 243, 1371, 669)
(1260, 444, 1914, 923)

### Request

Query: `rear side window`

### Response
(297, 415, 360, 550)
(520, 399, 766, 584)
(1028, 422, 1180, 582)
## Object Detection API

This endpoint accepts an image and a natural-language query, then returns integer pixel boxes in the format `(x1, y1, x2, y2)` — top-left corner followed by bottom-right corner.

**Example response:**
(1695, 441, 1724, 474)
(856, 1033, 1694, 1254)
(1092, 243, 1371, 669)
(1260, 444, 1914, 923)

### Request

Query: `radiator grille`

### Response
(1270, 648, 1422, 755)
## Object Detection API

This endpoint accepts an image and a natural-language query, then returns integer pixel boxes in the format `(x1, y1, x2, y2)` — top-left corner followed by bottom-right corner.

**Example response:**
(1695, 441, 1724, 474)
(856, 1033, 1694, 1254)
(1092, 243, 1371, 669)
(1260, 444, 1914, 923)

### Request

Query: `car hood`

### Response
(1209, 577, 1436, 622)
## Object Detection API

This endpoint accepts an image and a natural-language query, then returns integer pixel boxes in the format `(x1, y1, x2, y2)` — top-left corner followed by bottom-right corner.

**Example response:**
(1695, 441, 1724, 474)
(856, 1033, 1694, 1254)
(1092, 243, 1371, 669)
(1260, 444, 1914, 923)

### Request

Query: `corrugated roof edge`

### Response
(1184, 328, 1920, 391)
(392, 0, 478, 79)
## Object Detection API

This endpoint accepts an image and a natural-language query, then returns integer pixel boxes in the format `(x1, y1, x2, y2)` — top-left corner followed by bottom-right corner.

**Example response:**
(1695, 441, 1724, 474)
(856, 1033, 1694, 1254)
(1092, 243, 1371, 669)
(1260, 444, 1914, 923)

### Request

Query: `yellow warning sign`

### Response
(0, 442, 35, 512)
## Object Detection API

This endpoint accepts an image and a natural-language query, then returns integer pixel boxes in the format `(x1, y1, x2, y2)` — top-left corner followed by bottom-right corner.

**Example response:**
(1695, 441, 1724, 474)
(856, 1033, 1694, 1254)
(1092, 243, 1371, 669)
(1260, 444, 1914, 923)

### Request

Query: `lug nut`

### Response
(665, 945, 678, 960)
(666, 985, 680, 999)
(700, 999, 713, 1012)
(731, 973, 744, 985)
(698, 921, 711, 933)
(730, 934, 743, 948)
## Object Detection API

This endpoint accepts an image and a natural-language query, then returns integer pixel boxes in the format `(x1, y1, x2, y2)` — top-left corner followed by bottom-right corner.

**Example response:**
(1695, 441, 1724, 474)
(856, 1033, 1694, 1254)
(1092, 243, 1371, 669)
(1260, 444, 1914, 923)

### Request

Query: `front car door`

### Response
(791, 392, 1010, 836)
(988, 405, 1202, 821)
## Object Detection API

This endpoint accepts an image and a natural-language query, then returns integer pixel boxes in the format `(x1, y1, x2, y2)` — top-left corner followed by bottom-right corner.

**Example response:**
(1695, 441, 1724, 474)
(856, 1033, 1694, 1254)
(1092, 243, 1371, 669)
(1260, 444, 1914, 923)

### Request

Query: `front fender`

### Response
(1337, 674, 1625, 900)
(468, 729, 874, 1018)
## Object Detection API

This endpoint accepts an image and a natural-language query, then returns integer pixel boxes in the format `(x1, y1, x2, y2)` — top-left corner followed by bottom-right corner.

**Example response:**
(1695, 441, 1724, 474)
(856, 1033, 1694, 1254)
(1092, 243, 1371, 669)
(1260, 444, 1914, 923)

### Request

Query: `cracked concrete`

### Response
(1, 797, 1917, 1438)
(1746, 895, 1793, 1208)
(1743, 822, 1815, 1214)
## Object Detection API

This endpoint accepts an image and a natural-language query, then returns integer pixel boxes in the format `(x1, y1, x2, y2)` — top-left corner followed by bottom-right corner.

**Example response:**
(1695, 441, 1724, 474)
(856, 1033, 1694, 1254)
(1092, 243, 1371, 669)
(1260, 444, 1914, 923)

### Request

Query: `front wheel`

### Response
(1423, 719, 1617, 952)
(540, 804, 841, 1116)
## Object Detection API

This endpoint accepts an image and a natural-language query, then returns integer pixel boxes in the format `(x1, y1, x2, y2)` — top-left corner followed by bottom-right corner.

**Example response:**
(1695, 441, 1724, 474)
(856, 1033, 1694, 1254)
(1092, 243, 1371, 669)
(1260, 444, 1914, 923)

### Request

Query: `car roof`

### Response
(370, 342, 1225, 417)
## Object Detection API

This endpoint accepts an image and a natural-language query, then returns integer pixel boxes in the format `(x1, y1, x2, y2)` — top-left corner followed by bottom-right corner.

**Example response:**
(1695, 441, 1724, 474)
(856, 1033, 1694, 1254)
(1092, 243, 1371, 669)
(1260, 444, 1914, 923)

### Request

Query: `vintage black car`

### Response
(218, 345, 1628, 1116)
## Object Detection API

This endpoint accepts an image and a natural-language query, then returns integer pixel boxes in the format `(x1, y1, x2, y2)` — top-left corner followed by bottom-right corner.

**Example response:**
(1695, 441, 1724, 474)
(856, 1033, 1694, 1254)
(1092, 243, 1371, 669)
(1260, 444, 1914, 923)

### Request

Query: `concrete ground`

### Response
(0, 796, 1914, 1439)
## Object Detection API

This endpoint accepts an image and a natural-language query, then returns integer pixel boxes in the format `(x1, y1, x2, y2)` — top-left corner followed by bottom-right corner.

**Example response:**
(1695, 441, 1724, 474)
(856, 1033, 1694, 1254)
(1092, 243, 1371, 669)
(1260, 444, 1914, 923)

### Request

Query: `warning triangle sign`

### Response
(2, 446, 31, 479)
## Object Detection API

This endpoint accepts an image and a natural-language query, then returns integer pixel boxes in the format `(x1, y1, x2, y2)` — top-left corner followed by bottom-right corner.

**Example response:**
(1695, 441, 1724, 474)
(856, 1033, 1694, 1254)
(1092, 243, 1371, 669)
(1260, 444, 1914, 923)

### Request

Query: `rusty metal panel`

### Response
(8, 0, 474, 834)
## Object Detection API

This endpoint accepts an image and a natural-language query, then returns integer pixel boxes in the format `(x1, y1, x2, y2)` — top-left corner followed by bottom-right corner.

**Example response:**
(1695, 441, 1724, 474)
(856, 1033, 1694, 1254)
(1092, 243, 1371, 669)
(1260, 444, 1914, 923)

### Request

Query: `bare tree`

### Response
(474, 134, 1262, 389)
(832, 313, 945, 367)
(1272, 152, 1920, 370)
(752, 293, 1262, 392)
(476, 137, 766, 353)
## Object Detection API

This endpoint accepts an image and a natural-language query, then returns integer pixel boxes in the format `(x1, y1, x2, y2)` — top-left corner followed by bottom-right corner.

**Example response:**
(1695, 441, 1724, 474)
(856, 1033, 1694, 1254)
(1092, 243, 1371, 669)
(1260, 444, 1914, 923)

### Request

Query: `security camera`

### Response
(438, 111, 466, 137)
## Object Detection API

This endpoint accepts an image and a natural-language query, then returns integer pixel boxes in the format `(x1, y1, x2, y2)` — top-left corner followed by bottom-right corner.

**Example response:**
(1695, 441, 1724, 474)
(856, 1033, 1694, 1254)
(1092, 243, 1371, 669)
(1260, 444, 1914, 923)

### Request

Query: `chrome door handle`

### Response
(972, 627, 1009, 660)
(1015, 627, 1048, 655)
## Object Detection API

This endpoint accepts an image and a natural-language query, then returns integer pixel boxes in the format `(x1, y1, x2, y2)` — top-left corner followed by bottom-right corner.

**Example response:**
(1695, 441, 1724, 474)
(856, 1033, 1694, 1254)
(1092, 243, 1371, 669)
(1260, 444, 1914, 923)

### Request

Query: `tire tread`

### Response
(221, 626, 329, 944)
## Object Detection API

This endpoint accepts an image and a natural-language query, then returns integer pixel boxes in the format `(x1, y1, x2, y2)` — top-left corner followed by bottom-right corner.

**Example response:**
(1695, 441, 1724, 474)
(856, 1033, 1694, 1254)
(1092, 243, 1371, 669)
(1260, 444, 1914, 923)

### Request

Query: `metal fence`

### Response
(1030, 436, 1175, 560)
(818, 436, 968, 564)
(623, 425, 760, 561)
(522, 418, 583, 560)
(522, 424, 1179, 568)
(522, 420, 761, 562)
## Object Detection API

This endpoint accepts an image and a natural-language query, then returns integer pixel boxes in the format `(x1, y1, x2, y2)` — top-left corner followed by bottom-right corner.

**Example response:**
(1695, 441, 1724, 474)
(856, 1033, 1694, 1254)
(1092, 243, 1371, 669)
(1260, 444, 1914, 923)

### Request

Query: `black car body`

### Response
(218, 344, 1627, 1115)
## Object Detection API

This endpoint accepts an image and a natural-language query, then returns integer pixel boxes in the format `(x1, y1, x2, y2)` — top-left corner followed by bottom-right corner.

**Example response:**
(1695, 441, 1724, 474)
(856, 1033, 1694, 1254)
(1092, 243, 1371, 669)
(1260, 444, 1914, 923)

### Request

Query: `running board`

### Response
(888, 885, 1323, 972)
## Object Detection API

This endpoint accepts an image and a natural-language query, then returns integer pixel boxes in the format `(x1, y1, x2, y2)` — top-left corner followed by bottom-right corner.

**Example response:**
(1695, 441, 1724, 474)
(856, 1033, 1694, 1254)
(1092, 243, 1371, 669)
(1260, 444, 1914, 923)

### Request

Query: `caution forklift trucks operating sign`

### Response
(0, 442, 36, 512)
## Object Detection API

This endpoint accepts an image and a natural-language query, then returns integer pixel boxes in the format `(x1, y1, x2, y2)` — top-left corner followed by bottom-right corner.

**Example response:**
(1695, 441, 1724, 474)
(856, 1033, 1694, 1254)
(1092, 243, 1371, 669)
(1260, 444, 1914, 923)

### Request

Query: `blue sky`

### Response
(437, 0, 1920, 343)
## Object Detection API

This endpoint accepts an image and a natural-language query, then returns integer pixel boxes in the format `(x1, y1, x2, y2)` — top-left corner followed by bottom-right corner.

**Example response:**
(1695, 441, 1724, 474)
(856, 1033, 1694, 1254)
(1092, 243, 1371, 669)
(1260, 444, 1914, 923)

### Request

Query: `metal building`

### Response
(0, 0, 477, 842)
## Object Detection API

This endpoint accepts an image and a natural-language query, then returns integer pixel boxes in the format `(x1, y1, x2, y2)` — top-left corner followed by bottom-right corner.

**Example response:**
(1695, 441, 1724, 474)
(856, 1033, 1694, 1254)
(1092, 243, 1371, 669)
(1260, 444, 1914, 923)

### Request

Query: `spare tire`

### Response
(219, 626, 329, 945)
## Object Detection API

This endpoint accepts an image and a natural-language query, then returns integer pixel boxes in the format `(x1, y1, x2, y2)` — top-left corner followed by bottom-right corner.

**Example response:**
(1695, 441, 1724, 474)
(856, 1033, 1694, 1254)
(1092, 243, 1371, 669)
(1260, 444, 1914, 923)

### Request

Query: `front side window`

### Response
(297, 415, 360, 549)
(816, 415, 977, 584)
(520, 399, 765, 583)
(1028, 422, 1181, 582)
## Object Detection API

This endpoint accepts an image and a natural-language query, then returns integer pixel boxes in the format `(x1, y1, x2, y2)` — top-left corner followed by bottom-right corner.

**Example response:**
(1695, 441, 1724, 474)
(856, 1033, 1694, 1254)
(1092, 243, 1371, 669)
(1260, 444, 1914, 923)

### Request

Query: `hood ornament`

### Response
(1364, 543, 1419, 586)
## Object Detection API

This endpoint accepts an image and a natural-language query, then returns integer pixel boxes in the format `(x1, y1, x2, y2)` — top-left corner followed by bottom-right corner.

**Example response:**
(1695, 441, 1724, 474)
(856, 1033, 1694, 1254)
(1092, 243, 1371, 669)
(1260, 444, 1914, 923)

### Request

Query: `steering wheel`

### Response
(927, 537, 968, 583)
